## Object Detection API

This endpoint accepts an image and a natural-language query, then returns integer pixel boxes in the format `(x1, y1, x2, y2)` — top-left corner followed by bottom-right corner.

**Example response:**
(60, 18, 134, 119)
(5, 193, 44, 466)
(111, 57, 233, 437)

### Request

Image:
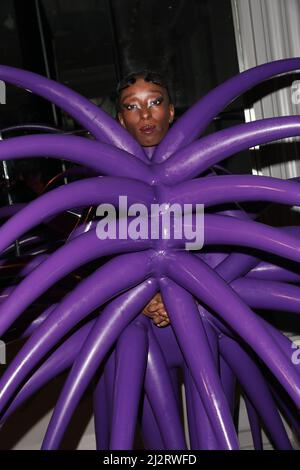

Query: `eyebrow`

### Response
(121, 89, 164, 102)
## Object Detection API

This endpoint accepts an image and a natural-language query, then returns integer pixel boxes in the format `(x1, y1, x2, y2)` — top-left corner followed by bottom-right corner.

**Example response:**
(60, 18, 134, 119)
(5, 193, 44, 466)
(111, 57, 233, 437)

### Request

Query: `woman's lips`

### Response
(139, 125, 156, 134)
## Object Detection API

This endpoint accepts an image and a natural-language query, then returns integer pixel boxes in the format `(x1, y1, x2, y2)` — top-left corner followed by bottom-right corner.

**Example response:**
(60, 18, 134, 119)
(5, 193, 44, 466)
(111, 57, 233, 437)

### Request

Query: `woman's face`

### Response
(118, 77, 175, 147)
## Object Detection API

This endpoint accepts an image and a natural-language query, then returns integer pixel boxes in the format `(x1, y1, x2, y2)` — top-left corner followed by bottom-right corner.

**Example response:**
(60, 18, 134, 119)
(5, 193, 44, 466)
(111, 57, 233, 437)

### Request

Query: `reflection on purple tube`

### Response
(0, 60, 300, 450)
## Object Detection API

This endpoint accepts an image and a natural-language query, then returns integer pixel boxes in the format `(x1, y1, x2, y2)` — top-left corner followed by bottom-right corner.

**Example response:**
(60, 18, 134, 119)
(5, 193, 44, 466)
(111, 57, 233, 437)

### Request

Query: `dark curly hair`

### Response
(115, 69, 173, 112)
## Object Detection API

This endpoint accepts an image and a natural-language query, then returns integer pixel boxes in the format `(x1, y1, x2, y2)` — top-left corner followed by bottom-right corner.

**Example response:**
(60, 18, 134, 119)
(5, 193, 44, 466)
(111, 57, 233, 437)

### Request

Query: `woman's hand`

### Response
(143, 293, 170, 327)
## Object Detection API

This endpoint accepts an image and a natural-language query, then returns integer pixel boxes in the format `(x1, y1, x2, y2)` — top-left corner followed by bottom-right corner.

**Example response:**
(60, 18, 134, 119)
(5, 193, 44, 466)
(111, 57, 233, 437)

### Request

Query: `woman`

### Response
(116, 70, 174, 327)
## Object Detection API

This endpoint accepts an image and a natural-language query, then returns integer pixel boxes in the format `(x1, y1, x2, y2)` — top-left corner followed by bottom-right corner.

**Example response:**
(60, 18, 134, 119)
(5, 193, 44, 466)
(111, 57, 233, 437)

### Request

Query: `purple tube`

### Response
(215, 252, 259, 284)
(183, 367, 199, 450)
(141, 395, 165, 450)
(270, 386, 300, 442)
(219, 357, 236, 416)
(154, 57, 300, 161)
(42, 279, 158, 449)
(0, 319, 95, 424)
(244, 396, 263, 450)
(247, 261, 300, 283)
(167, 175, 300, 207)
(94, 350, 116, 450)
(0, 231, 151, 336)
(162, 252, 300, 408)
(21, 304, 57, 338)
(143, 328, 187, 450)
(150, 322, 184, 369)
(195, 318, 220, 449)
(104, 351, 116, 439)
(189, 370, 219, 450)
(0, 135, 152, 180)
(110, 321, 149, 449)
(93, 371, 110, 450)
(257, 316, 299, 372)
(159, 278, 238, 450)
(2, 58, 300, 451)
(0, 251, 153, 415)
(158, 117, 300, 184)
(219, 336, 292, 449)
(246, 228, 300, 282)
(0, 65, 146, 160)
(204, 214, 300, 263)
(17, 254, 49, 277)
(0, 177, 154, 254)
(0, 255, 49, 285)
(231, 278, 300, 313)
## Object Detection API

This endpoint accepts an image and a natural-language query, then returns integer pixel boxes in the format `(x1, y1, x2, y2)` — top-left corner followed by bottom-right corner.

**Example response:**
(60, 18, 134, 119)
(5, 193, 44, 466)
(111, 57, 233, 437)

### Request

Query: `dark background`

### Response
(0, 0, 254, 208)
(1, 0, 243, 123)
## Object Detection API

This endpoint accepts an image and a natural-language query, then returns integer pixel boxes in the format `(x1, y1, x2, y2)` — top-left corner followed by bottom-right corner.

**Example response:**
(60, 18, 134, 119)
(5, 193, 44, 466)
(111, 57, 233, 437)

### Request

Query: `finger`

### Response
(148, 305, 160, 313)
(157, 308, 168, 317)
(157, 320, 170, 328)
(155, 303, 164, 310)
(144, 295, 159, 309)
(142, 309, 156, 319)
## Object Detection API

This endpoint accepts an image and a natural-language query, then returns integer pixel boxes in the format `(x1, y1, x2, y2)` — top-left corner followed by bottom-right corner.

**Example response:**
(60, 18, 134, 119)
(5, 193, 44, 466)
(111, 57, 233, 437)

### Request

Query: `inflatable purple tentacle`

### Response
(1, 59, 300, 449)
(158, 117, 300, 184)
(0, 319, 96, 424)
(0, 65, 146, 160)
(219, 335, 292, 449)
(243, 396, 263, 450)
(110, 321, 149, 450)
(41, 279, 157, 450)
(0, 232, 151, 335)
(0, 251, 153, 415)
(162, 252, 300, 408)
(159, 278, 238, 450)
(154, 57, 300, 161)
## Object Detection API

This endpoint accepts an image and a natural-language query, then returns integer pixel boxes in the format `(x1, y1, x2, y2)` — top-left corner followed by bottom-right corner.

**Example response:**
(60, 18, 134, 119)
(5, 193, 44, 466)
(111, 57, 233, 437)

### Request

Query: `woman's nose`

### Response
(140, 106, 152, 119)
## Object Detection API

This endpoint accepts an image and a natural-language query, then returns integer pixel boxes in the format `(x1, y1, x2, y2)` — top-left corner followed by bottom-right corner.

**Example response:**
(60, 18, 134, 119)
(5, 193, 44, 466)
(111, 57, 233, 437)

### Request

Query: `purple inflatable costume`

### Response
(0, 59, 299, 450)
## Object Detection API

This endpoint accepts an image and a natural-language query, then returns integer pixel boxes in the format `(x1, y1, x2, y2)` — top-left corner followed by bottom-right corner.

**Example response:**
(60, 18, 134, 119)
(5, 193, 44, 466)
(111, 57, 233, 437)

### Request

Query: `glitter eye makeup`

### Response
(149, 96, 164, 107)
(122, 96, 164, 111)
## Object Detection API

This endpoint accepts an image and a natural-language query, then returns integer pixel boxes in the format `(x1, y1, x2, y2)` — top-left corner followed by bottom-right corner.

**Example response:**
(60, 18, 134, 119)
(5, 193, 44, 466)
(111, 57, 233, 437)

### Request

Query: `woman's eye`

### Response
(123, 103, 137, 111)
(149, 97, 163, 107)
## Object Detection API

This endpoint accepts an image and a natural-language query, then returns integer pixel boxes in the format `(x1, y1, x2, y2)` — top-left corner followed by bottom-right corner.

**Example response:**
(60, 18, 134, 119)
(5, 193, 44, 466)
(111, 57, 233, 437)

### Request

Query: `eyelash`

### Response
(123, 97, 163, 111)
(150, 97, 163, 106)
(123, 104, 137, 111)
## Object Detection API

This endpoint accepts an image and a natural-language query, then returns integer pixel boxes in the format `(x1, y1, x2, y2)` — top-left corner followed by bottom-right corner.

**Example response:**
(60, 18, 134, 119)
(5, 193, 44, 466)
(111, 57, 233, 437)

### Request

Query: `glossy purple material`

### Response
(0, 59, 300, 450)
